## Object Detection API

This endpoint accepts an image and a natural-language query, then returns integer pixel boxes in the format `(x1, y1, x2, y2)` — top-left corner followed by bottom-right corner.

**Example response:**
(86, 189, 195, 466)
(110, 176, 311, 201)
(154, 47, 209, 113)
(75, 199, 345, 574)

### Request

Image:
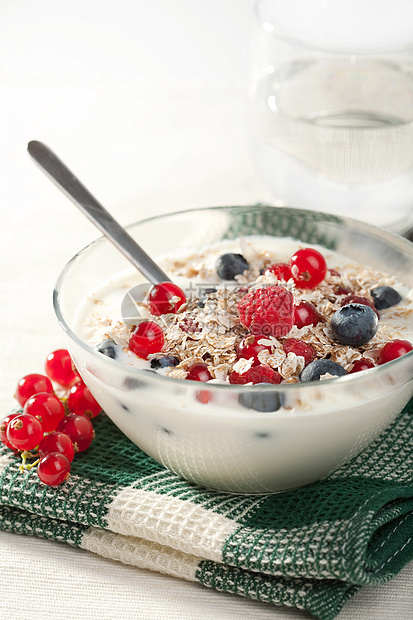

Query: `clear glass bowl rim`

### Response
(53, 204, 413, 395)
(254, 0, 413, 54)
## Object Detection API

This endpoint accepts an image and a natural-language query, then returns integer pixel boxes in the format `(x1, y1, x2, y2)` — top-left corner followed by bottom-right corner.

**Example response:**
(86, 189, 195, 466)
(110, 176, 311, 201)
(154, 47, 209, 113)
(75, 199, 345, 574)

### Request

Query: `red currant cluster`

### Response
(0, 349, 101, 486)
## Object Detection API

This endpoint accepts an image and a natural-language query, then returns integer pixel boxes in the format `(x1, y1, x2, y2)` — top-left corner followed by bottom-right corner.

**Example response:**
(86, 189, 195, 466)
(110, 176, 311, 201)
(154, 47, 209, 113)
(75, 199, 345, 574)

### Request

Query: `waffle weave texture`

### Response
(1, 399, 412, 620)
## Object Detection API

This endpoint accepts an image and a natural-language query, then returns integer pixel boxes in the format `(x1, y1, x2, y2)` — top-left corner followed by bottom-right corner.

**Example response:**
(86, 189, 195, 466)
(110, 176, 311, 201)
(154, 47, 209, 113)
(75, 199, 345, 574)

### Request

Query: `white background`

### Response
(0, 2, 412, 618)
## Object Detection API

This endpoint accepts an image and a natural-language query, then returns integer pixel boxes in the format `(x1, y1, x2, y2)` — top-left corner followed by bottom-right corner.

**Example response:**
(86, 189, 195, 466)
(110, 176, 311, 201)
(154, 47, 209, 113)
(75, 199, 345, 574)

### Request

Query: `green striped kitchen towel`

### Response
(1, 399, 412, 620)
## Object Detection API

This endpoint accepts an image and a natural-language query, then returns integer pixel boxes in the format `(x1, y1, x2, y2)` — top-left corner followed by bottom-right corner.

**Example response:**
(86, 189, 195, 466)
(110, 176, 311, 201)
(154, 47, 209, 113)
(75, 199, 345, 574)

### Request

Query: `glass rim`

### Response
(255, 0, 413, 55)
(53, 204, 413, 396)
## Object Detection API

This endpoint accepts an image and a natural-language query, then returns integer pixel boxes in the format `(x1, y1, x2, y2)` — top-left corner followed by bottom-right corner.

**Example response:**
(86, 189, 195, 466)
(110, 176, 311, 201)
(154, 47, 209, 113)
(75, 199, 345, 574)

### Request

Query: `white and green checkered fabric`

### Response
(1, 399, 412, 620)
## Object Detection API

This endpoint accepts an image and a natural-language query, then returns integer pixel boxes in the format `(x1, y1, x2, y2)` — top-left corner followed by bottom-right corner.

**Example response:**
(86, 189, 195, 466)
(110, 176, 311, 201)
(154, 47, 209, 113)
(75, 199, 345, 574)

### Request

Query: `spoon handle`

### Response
(27, 140, 171, 284)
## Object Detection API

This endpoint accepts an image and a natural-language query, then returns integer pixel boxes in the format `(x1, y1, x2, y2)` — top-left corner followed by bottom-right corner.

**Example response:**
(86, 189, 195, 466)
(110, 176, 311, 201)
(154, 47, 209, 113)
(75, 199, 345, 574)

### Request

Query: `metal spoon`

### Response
(27, 140, 171, 284)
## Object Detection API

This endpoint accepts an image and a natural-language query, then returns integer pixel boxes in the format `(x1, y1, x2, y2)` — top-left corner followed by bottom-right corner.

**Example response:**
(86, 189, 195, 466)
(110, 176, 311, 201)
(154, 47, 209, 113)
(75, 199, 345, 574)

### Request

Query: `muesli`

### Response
(76, 236, 413, 385)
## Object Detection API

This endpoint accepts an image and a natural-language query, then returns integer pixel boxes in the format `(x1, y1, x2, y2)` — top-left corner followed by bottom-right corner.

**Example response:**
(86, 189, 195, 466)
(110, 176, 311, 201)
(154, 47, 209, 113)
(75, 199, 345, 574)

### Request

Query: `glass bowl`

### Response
(54, 206, 413, 493)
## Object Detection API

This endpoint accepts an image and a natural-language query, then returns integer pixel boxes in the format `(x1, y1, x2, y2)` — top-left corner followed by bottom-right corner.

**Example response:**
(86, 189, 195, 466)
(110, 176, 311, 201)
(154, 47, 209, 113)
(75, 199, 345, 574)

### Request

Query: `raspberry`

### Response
(283, 338, 316, 367)
(237, 286, 294, 337)
(229, 364, 282, 385)
(236, 335, 272, 366)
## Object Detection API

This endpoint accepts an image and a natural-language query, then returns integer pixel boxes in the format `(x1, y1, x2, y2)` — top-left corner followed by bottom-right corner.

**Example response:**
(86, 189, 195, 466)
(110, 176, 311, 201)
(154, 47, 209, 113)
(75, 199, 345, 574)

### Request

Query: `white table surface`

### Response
(0, 2, 412, 618)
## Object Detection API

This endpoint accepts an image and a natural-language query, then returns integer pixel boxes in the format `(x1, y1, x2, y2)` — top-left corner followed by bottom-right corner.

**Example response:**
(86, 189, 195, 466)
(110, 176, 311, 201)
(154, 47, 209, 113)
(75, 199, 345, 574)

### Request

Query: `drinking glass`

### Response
(248, 0, 413, 232)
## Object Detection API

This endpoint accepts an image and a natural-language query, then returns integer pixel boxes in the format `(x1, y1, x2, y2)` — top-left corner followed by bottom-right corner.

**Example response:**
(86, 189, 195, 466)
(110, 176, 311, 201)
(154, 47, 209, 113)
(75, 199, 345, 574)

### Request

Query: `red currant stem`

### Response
(19, 452, 27, 472)
(18, 451, 40, 472)
(20, 449, 39, 459)
(25, 458, 40, 471)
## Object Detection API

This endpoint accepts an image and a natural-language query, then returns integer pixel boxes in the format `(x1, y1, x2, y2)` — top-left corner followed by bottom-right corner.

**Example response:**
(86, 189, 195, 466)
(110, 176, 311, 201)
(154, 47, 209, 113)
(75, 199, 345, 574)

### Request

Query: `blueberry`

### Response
(121, 377, 141, 391)
(198, 287, 217, 308)
(161, 427, 174, 435)
(216, 253, 249, 280)
(371, 286, 402, 310)
(300, 359, 348, 382)
(95, 339, 117, 359)
(150, 356, 180, 369)
(239, 386, 284, 412)
(331, 303, 378, 346)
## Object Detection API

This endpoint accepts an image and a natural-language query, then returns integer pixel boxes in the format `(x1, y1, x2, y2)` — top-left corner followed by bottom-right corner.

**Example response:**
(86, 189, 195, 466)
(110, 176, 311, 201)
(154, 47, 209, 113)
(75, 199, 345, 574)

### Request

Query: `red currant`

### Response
(350, 358, 375, 373)
(38, 431, 75, 462)
(236, 335, 271, 366)
(0, 413, 21, 450)
(264, 263, 292, 281)
(15, 373, 54, 407)
(289, 248, 327, 289)
(37, 453, 71, 486)
(129, 321, 165, 359)
(23, 392, 65, 433)
(283, 338, 316, 367)
(378, 339, 413, 365)
(6, 413, 44, 451)
(68, 383, 101, 418)
(341, 295, 379, 317)
(186, 363, 212, 382)
(293, 301, 320, 329)
(57, 414, 94, 452)
(45, 349, 79, 387)
(195, 389, 212, 404)
(229, 364, 281, 385)
(148, 282, 186, 315)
